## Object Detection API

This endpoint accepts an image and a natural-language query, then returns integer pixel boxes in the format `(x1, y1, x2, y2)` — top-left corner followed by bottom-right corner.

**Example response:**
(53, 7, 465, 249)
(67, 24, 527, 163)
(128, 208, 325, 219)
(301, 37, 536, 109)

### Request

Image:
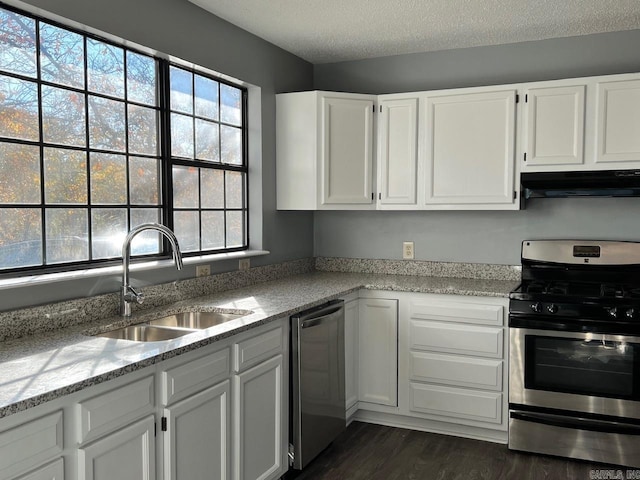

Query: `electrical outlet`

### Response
(403, 241, 414, 260)
(195, 264, 211, 277)
(239, 258, 250, 271)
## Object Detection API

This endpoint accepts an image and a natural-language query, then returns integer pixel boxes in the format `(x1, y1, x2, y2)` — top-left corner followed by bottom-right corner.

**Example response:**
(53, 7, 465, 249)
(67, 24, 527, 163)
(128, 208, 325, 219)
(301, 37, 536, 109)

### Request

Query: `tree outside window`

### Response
(0, 6, 248, 273)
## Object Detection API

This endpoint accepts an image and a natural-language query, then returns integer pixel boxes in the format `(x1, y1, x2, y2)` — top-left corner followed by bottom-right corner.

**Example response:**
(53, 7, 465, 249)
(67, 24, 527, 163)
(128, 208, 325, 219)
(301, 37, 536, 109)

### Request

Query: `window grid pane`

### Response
(0, 4, 247, 274)
(0, 9, 37, 78)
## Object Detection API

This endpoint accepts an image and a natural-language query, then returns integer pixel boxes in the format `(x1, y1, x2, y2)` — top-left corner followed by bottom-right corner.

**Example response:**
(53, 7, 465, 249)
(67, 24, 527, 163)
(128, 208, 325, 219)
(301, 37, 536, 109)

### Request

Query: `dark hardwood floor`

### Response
(292, 422, 604, 480)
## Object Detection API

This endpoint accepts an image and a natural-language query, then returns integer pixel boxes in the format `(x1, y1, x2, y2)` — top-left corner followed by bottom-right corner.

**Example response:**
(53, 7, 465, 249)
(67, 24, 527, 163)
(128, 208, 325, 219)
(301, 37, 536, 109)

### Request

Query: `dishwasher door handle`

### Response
(301, 307, 343, 329)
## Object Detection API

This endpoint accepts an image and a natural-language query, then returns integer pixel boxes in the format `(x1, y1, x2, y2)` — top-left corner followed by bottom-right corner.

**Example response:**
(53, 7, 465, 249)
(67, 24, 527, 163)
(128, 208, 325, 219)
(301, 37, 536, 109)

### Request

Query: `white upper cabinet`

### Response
(322, 96, 375, 205)
(596, 78, 640, 164)
(277, 72, 640, 209)
(423, 89, 517, 209)
(524, 85, 585, 167)
(377, 96, 419, 208)
(276, 91, 376, 210)
(522, 73, 640, 172)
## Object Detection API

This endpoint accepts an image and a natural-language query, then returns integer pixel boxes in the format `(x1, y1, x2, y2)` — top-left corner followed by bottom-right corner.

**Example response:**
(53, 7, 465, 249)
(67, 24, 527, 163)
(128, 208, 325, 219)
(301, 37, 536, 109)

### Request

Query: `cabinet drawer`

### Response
(410, 301, 504, 326)
(410, 352, 502, 391)
(14, 458, 64, 480)
(77, 375, 154, 444)
(234, 325, 283, 373)
(409, 383, 502, 425)
(409, 320, 503, 358)
(162, 347, 230, 405)
(0, 411, 63, 476)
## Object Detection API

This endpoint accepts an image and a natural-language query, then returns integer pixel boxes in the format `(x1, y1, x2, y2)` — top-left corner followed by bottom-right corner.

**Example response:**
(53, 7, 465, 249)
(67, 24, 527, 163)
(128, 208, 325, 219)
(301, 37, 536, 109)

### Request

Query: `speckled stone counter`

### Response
(0, 271, 518, 418)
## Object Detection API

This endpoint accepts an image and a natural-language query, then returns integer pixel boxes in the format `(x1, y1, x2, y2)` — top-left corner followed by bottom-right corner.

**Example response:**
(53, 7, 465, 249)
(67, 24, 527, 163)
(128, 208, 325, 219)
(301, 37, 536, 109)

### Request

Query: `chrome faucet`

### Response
(121, 223, 183, 317)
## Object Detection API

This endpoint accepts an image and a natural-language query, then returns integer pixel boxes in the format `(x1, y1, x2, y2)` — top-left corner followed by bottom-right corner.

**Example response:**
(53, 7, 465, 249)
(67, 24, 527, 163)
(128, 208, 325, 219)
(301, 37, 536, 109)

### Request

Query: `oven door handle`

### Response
(510, 411, 640, 436)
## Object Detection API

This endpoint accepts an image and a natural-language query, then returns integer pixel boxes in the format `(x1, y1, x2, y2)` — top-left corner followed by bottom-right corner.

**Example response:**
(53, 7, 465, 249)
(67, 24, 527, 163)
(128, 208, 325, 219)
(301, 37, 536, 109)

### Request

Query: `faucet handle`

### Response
(124, 285, 145, 305)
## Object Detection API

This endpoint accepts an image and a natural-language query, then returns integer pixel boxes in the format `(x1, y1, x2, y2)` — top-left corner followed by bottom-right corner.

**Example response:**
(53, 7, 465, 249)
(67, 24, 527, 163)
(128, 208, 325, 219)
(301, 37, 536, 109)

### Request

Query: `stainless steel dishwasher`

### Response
(290, 299, 346, 470)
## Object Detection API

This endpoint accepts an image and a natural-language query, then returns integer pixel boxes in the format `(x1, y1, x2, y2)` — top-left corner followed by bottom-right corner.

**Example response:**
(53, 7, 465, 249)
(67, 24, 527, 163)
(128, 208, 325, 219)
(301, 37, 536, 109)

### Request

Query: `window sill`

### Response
(0, 249, 270, 291)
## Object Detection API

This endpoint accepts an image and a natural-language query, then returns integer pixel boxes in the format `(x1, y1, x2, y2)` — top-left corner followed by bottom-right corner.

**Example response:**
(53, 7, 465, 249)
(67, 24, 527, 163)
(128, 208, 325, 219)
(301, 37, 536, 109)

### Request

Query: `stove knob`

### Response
(530, 302, 542, 313)
(547, 304, 558, 314)
(626, 308, 635, 319)
(606, 307, 618, 318)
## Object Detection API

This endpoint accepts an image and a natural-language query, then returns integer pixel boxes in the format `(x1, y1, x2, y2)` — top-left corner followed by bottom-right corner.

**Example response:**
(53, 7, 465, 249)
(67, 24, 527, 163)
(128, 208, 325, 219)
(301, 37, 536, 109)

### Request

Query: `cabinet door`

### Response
(78, 416, 155, 480)
(163, 381, 230, 480)
(596, 79, 640, 163)
(344, 298, 359, 411)
(378, 98, 418, 206)
(321, 96, 374, 205)
(525, 85, 585, 167)
(234, 355, 284, 480)
(358, 298, 398, 406)
(424, 90, 516, 206)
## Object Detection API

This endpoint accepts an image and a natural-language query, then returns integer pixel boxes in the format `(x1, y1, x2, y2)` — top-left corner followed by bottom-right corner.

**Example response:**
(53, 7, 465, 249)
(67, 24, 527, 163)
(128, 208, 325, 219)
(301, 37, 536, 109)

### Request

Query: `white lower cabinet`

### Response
(13, 459, 64, 480)
(159, 320, 287, 480)
(75, 373, 156, 480)
(74, 371, 156, 480)
(159, 345, 231, 480)
(351, 291, 508, 444)
(0, 410, 64, 480)
(233, 355, 284, 480)
(343, 295, 359, 415)
(403, 293, 508, 437)
(409, 352, 502, 391)
(163, 381, 230, 480)
(358, 297, 398, 407)
(408, 383, 502, 425)
(78, 416, 156, 480)
(0, 318, 288, 480)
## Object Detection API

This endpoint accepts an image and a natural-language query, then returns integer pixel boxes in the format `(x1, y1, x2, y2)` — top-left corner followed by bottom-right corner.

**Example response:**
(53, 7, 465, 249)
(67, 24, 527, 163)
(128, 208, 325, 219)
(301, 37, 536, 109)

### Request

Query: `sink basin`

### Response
(96, 325, 192, 342)
(148, 310, 248, 330)
(92, 309, 251, 342)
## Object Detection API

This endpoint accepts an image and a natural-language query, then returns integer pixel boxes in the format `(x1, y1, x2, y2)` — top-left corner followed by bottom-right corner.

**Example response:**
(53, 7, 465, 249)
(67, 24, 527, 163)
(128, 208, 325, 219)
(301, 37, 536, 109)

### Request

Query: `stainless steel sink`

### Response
(93, 309, 251, 342)
(95, 325, 192, 342)
(148, 310, 248, 330)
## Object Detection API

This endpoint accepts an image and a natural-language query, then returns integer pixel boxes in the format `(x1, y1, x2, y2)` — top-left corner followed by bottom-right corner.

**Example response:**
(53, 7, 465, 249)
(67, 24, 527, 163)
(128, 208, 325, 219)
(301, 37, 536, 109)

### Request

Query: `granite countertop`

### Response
(0, 271, 518, 418)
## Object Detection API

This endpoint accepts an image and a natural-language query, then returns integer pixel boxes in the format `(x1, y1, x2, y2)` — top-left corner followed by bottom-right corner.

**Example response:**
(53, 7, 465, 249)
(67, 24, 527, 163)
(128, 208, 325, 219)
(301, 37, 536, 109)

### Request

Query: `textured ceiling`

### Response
(187, 0, 640, 64)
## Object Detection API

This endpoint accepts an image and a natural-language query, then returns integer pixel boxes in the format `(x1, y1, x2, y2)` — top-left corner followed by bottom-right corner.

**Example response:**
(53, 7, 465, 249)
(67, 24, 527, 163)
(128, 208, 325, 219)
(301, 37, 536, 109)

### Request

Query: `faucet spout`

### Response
(121, 223, 183, 317)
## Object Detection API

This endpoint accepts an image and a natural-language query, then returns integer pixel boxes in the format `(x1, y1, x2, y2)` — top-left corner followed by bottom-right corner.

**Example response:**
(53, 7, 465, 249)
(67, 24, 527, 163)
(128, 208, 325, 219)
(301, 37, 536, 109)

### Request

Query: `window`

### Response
(0, 5, 248, 273)
(169, 66, 247, 253)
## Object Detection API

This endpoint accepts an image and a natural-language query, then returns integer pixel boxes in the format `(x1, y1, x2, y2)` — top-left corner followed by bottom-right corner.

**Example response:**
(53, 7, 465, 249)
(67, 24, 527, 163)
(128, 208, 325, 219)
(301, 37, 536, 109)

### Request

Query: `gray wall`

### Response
(315, 198, 640, 265)
(314, 29, 640, 94)
(1, 0, 314, 310)
(313, 30, 640, 265)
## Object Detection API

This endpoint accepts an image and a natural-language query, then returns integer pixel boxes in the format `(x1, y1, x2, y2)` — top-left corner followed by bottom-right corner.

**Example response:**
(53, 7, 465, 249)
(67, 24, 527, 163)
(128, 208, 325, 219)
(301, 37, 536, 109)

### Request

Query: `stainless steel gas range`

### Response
(508, 240, 640, 468)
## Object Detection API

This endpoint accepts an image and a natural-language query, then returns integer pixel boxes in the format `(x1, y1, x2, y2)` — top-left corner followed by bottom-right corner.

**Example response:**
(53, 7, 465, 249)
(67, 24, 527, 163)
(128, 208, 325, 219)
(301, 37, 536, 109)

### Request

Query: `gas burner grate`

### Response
(525, 281, 569, 295)
(600, 284, 626, 298)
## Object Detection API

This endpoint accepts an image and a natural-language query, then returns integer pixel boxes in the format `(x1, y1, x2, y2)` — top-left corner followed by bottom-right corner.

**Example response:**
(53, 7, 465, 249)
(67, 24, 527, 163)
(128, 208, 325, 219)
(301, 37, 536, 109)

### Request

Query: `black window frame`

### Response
(163, 62, 250, 256)
(0, 2, 249, 278)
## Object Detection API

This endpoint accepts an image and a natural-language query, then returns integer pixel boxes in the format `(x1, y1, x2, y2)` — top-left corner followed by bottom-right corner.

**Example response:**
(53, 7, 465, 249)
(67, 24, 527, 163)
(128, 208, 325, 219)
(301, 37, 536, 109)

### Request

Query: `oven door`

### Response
(510, 327, 640, 419)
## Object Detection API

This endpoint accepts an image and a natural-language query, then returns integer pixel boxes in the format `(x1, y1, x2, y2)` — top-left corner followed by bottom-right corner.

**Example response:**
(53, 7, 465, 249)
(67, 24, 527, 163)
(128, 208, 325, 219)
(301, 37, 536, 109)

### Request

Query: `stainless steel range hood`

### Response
(520, 170, 640, 207)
